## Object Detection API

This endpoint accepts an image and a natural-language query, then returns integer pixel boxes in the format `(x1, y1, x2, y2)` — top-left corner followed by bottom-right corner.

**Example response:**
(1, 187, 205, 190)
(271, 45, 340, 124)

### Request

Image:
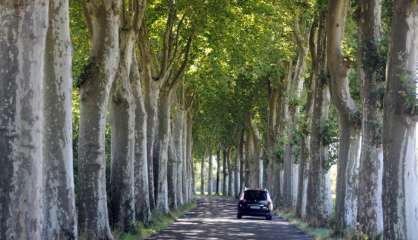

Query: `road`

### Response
(146, 196, 312, 240)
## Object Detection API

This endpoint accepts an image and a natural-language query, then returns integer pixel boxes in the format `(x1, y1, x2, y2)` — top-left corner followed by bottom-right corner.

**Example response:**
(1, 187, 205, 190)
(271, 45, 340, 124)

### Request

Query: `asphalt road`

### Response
(146, 196, 312, 240)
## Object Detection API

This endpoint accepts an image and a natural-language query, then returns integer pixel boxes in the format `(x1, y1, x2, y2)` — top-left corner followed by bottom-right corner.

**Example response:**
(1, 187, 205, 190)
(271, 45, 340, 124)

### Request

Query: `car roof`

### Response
(244, 189, 267, 192)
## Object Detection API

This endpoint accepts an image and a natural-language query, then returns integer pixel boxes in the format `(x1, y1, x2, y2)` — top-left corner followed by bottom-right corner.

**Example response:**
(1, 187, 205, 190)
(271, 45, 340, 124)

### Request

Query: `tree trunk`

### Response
(223, 148, 228, 196)
(110, 29, 136, 233)
(234, 147, 240, 198)
(174, 109, 185, 205)
(183, 110, 190, 201)
(42, 0, 78, 238)
(296, 137, 307, 218)
(283, 22, 309, 210)
(216, 149, 221, 195)
(141, 44, 160, 210)
(306, 78, 331, 227)
(78, 2, 120, 238)
(155, 87, 173, 213)
(326, 0, 361, 233)
(201, 153, 205, 195)
(356, 0, 384, 237)
(245, 120, 263, 189)
(283, 52, 307, 209)
(383, 1, 418, 238)
(239, 133, 246, 193)
(208, 150, 213, 196)
(228, 150, 234, 197)
(306, 10, 332, 226)
(186, 110, 194, 201)
(0, 2, 48, 239)
(131, 53, 151, 225)
(167, 131, 178, 209)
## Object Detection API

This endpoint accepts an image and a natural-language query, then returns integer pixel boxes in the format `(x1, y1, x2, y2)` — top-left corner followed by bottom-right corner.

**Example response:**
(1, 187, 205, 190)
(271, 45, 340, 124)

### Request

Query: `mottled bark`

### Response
(296, 137, 307, 217)
(228, 149, 234, 196)
(78, 1, 121, 239)
(167, 131, 178, 209)
(139, 28, 160, 209)
(216, 149, 221, 195)
(155, 87, 174, 213)
(306, 11, 332, 226)
(296, 19, 318, 218)
(201, 153, 205, 195)
(223, 148, 228, 195)
(174, 109, 185, 205)
(266, 80, 279, 192)
(239, 133, 246, 193)
(0, 2, 48, 239)
(110, 29, 136, 232)
(356, 0, 384, 237)
(283, 45, 307, 209)
(383, 1, 418, 238)
(208, 150, 213, 196)
(43, 0, 77, 238)
(183, 111, 190, 201)
(326, 0, 361, 233)
(186, 111, 194, 201)
(245, 120, 263, 189)
(131, 54, 151, 225)
(234, 147, 240, 198)
(306, 79, 331, 226)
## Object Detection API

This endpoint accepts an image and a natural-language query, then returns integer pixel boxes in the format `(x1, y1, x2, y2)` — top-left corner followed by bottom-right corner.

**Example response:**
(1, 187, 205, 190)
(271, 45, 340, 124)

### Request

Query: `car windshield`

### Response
(244, 190, 267, 201)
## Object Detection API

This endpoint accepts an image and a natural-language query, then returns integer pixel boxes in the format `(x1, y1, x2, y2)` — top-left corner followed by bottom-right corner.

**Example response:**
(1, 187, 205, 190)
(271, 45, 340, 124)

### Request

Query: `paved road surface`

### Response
(146, 196, 312, 240)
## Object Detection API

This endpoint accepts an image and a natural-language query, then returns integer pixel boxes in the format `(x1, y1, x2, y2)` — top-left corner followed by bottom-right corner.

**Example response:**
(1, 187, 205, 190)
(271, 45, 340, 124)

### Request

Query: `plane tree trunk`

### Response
(167, 126, 178, 209)
(223, 148, 228, 195)
(43, 0, 78, 238)
(306, 10, 333, 226)
(283, 55, 306, 209)
(326, 0, 361, 233)
(356, 0, 384, 237)
(201, 151, 206, 195)
(110, 29, 137, 232)
(216, 149, 221, 195)
(77, 1, 122, 239)
(131, 53, 151, 225)
(382, 1, 418, 238)
(0, 2, 50, 239)
(208, 150, 213, 196)
(174, 108, 185, 205)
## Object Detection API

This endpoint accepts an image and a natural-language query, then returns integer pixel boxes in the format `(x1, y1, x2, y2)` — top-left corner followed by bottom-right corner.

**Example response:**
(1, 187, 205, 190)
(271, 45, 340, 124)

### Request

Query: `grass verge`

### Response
(275, 210, 335, 240)
(115, 201, 197, 240)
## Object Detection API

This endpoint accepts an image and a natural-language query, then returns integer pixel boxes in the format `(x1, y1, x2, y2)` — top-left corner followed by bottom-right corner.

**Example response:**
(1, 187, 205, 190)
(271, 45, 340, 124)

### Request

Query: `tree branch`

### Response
(160, 0, 177, 76)
(169, 31, 194, 89)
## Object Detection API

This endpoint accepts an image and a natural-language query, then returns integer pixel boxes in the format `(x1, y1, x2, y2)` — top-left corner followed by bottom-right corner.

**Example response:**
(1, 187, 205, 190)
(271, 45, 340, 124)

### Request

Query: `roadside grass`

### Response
(276, 210, 336, 240)
(114, 201, 197, 240)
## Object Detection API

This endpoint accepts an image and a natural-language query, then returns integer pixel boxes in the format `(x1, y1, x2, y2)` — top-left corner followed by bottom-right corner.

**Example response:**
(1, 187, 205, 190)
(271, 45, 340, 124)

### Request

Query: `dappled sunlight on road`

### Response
(146, 196, 311, 240)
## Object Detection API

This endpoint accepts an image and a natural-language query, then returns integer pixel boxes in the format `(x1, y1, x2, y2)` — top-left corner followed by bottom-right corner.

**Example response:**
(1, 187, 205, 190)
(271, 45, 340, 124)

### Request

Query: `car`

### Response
(237, 188, 273, 220)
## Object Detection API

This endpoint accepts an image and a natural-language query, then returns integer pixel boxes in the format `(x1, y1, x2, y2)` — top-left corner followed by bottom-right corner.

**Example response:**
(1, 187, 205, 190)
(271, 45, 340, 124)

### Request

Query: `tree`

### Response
(43, 0, 78, 238)
(0, 1, 77, 238)
(138, 0, 195, 212)
(208, 149, 213, 196)
(326, 0, 361, 233)
(109, 0, 147, 232)
(306, 9, 332, 226)
(382, 1, 418, 238)
(356, 0, 385, 237)
(78, 1, 121, 238)
(131, 53, 152, 225)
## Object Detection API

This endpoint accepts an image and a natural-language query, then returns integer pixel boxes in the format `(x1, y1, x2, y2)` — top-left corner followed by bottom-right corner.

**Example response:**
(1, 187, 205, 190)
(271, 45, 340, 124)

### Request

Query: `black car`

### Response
(237, 188, 273, 220)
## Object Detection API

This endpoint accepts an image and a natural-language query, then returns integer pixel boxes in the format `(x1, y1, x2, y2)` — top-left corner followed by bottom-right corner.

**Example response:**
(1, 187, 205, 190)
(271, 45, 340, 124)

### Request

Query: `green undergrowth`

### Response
(276, 210, 335, 240)
(115, 201, 197, 240)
